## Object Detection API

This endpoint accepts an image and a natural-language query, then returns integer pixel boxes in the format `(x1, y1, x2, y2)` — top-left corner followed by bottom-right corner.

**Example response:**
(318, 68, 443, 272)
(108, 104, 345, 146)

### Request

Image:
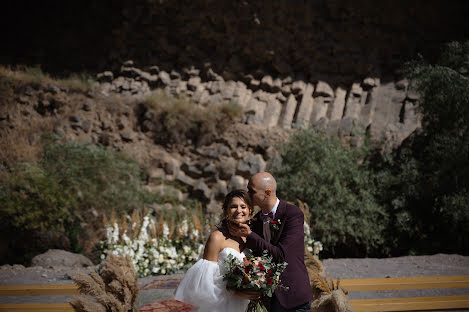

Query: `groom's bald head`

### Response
(250, 172, 277, 194)
(248, 172, 278, 211)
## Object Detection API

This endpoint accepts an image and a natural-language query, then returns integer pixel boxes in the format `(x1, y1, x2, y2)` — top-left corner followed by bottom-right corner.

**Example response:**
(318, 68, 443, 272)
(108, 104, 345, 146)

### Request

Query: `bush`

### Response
(0, 163, 75, 232)
(142, 90, 242, 146)
(269, 129, 388, 257)
(0, 163, 77, 264)
(41, 140, 155, 215)
(0, 139, 167, 264)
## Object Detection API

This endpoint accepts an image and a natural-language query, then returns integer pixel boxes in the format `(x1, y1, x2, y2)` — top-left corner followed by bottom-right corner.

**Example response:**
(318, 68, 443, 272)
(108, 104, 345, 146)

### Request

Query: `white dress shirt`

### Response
(261, 197, 280, 223)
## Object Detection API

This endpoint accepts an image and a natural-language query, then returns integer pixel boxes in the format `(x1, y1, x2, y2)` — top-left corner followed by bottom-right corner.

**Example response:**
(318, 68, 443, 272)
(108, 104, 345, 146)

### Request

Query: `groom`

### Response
(230, 172, 312, 312)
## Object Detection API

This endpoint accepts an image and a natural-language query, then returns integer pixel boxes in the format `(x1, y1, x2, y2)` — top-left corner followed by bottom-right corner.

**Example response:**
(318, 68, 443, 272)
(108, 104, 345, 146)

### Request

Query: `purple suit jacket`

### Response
(246, 199, 312, 309)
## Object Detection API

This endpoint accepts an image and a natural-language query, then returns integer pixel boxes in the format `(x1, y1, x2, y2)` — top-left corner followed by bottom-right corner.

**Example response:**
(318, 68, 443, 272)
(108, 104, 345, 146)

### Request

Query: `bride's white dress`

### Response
(174, 247, 250, 312)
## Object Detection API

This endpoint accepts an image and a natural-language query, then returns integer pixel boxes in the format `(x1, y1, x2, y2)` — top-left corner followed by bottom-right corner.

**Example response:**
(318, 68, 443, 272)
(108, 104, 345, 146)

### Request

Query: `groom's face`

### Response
(247, 180, 263, 207)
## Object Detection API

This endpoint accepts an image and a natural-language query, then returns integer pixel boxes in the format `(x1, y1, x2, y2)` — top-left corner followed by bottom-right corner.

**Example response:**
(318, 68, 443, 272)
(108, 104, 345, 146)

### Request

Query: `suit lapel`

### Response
(271, 200, 286, 244)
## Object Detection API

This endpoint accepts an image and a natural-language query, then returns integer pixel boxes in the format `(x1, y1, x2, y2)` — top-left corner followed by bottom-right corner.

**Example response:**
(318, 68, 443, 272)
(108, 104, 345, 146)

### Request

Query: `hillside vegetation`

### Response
(271, 41, 469, 257)
(0, 41, 467, 266)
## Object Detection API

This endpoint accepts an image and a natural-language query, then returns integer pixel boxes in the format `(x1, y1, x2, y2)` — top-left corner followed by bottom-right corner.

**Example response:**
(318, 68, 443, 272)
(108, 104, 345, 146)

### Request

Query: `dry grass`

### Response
(305, 251, 325, 275)
(70, 254, 138, 312)
(104, 203, 208, 242)
(297, 199, 310, 223)
(0, 117, 53, 166)
(142, 90, 242, 145)
(0, 65, 97, 93)
(144, 90, 242, 121)
(311, 271, 331, 294)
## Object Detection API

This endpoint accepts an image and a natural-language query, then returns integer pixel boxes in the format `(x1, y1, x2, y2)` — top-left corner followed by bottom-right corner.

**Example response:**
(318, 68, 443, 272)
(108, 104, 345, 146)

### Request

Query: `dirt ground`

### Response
(1, 253, 468, 310)
(322, 253, 469, 301)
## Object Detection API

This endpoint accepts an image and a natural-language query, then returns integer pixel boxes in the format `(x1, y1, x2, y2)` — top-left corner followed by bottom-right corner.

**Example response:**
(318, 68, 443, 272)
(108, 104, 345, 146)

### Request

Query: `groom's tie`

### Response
(260, 212, 274, 222)
(260, 212, 274, 242)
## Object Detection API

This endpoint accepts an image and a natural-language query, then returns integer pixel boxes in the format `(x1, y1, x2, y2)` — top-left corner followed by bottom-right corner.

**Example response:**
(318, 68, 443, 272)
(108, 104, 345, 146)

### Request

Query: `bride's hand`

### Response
(231, 290, 261, 300)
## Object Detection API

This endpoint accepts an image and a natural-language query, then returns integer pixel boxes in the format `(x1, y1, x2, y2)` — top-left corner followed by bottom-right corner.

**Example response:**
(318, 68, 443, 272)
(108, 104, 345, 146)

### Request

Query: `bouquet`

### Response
(223, 250, 288, 312)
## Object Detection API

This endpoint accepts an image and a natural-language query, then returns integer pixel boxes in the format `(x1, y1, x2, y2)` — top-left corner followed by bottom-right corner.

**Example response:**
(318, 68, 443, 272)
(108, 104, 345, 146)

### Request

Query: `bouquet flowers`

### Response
(223, 250, 288, 312)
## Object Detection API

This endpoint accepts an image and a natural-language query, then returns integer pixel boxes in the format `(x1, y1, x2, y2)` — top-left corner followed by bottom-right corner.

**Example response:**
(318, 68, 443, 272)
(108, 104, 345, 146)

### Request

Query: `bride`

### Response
(174, 189, 260, 311)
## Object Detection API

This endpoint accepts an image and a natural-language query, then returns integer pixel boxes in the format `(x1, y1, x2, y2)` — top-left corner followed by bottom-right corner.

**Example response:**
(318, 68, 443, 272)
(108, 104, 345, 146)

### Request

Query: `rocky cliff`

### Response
(2, 1, 469, 207)
(97, 60, 421, 151)
(2, 1, 468, 150)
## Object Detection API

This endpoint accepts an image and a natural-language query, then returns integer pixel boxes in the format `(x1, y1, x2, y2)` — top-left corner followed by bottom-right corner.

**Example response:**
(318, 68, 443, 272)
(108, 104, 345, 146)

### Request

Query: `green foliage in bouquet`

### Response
(269, 129, 387, 257)
(223, 250, 288, 298)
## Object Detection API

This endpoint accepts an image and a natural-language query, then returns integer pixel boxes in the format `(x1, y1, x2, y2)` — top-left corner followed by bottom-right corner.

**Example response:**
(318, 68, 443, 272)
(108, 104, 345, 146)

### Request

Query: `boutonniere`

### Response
(269, 219, 281, 231)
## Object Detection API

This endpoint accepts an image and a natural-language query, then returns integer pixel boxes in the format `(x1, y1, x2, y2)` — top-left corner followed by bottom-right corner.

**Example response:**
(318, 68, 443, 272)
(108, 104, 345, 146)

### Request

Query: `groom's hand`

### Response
(228, 222, 252, 237)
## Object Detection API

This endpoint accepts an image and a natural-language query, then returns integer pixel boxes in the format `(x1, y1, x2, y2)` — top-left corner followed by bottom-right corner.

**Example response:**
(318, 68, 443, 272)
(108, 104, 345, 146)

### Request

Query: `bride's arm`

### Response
(202, 230, 223, 261)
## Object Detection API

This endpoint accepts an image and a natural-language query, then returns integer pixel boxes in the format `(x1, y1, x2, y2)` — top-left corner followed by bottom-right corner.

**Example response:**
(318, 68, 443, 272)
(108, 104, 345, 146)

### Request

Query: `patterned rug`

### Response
(139, 299, 193, 312)
(140, 278, 182, 290)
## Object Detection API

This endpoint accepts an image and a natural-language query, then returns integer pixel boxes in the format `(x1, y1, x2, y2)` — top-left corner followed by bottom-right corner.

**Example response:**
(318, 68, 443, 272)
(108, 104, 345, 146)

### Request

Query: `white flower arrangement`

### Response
(100, 209, 322, 277)
(304, 221, 323, 256)
(100, 212, 206, 277)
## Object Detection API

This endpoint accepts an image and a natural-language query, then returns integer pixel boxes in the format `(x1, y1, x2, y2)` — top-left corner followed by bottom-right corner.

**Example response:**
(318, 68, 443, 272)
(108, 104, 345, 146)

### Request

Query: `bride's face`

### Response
(227, 197, 250, 224)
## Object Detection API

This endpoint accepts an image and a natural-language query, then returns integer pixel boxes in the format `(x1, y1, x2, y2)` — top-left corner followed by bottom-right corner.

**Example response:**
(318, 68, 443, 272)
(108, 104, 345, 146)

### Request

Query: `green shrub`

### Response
(0, 139, 176, 264)
(0, 163, 77, 264)
(0, 163, 75, 232)
(269, 129, 388, 257)
(41, 140, 155, 214)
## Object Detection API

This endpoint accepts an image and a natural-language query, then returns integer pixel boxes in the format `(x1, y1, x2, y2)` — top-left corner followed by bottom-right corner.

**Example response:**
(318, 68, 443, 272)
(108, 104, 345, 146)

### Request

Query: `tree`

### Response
(269, 129, 387, 257)
(383, 41, 469, 254)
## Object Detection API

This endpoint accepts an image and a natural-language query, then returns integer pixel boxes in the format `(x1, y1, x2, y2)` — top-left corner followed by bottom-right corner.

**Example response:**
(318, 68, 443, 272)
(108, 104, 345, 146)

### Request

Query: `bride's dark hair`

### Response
(219, 189, 253, 229)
